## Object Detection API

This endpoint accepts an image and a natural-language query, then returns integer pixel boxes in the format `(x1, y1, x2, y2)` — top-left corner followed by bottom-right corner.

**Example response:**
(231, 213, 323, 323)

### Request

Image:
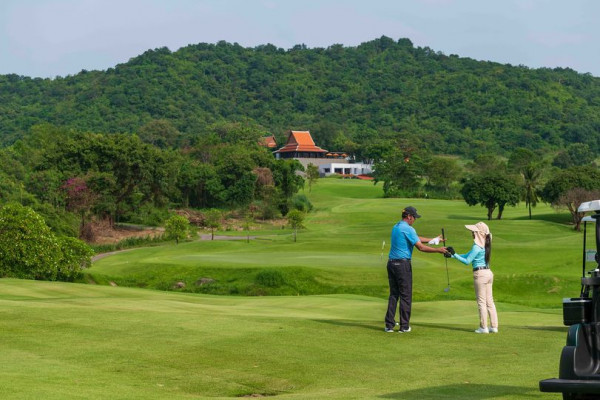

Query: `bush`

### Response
(0, 203, 61, 279)
(164, 215, 190, 243)
(0, 203, 92, 281)
(291, 194, 313, 212)
(57, 236, 95, 281)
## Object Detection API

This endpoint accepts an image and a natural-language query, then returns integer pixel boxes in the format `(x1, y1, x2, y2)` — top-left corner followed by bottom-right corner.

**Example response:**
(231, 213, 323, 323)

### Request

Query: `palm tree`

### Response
(522, 163, 542, 220)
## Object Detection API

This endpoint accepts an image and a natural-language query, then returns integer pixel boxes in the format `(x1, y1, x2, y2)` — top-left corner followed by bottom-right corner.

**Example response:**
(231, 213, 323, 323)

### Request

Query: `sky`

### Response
(1, 0, 599, 79)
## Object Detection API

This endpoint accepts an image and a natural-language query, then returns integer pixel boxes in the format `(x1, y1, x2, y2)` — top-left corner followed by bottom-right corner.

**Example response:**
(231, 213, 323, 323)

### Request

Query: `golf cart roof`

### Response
(578, 200, 600, 213)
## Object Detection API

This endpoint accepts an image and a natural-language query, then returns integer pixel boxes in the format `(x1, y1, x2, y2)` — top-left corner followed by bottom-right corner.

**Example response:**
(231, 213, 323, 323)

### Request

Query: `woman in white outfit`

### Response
(446, 222, 498, 334)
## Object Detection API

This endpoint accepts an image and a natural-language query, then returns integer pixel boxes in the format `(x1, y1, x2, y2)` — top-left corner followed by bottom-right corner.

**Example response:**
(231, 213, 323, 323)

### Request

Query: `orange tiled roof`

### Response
(259, 135, 277, 148)
(274, 131, 327, 153)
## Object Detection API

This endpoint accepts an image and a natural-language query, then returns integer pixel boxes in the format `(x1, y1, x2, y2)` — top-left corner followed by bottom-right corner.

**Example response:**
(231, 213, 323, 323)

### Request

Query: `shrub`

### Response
(291, 194, 313, 212)
(57, 236, 94, 281)
(164, 215, 190, 244)
(0, 203, 94, 281)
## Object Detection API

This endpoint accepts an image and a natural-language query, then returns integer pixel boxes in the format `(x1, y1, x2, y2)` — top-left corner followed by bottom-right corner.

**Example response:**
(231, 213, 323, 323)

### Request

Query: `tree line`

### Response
(1, 36, 600, 282)
(0, 36, 599, 160)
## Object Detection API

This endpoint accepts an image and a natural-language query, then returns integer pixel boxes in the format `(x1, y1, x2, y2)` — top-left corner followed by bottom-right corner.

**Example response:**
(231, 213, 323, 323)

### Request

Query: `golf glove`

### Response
(428, 237, 441, 245)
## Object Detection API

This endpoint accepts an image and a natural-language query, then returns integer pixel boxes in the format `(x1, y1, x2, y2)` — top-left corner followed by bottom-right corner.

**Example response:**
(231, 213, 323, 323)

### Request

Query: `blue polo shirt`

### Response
(388, 220, 420, 260)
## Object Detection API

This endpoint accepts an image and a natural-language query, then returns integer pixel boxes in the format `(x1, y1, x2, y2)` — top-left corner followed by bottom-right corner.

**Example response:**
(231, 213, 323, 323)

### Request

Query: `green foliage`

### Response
(552, 143, 597, 169)
(3, 37, 600, 159)
(305, 163, 319, 192)
(287, 209, 305, 243)
(373, 147, 425, 198)
(56, 236, 94, 281)
(540, 165, 600, 204)
(0, 203, 91, 281)
(424, 156, 463, 192)
(286, 209, 305, 230)
(204, 208, 222, 240)
(0, 203, 61, 279)
(290, 193, 313, 212)
(164, 215, 190, 244)
(460, 173, 521, 220)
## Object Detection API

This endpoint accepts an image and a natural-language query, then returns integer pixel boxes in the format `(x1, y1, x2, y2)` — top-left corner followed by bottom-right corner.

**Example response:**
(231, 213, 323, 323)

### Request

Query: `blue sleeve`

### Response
(452, 244, 480, 265)
(407, 226, 420, 245)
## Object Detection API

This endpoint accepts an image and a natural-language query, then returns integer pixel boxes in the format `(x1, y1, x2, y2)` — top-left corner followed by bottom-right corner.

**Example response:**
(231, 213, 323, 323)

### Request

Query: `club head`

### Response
(443, 286, 450, 292)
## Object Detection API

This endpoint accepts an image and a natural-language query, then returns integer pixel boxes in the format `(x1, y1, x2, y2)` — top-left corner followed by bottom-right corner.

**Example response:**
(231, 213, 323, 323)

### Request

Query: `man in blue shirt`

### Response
(385, 206, 447, 333)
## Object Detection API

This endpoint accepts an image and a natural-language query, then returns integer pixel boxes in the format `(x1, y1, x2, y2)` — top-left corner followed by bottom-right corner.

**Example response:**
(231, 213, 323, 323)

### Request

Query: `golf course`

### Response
(0, 178, 587, 399)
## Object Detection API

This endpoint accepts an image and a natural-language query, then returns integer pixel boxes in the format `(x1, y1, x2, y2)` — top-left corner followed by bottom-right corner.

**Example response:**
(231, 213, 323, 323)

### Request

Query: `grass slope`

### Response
(0, 279, 563, 399)
(89, 178, 585, 307)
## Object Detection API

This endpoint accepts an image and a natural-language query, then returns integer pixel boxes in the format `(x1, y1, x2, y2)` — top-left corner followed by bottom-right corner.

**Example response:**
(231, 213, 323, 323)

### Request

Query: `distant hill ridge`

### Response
(0, 36, 598, 157)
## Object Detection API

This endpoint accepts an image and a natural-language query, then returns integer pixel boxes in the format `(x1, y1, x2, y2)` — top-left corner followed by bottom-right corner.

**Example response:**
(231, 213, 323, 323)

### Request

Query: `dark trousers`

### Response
(385, 259, 412, 330)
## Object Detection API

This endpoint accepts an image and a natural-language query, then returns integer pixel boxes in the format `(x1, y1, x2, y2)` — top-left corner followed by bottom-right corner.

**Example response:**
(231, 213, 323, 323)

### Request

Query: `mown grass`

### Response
(0, 279, 563, 399)
(2, 178, 589, 398)
(88, 178, 586, 308)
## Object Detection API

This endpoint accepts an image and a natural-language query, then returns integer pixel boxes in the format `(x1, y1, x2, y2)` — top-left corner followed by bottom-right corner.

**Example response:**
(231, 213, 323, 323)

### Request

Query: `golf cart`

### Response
(539, 200, 600, 399)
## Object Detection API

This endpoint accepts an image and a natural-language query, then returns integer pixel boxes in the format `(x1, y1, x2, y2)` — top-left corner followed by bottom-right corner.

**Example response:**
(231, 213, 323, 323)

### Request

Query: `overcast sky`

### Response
(1, 0, 598, 79)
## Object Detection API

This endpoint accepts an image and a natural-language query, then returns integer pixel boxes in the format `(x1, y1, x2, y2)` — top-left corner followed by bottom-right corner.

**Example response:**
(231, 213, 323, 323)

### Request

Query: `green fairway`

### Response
(0, 279, 564, 399)
(2, 178, 590, 398)
(89, 178, 585, 307)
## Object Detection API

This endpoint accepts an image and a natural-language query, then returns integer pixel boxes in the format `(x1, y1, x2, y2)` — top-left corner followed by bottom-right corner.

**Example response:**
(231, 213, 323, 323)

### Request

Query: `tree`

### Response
(552, 143, 596, 169)
(204, 209, 222, 240)
(557, 188, 600, 231)
(461, 173, 521, 220)
(243, 212, 254, 243)
(305, 163, 320, 192)
(287, 209, 305, 242)
(540, 166, 600, 230)
(272, 159, 305, 215)
(62, 176, 97, 239)
(508, 148, 540, 174)
(465, 154, 507, 175)
(137, 119, 181, 149)
(164, 215, 190, 244)
(424, 156, 463, 191)
(521, 163, 543, 220)
(373, 147, 424, 198)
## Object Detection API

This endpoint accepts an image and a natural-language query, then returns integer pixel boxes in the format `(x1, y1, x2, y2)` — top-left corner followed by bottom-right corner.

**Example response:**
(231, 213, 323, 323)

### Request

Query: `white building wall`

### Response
(319, 162, 373, 176)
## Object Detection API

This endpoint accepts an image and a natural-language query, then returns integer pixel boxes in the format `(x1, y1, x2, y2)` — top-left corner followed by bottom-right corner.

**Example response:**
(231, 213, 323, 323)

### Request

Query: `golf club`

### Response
(442, 228, 450, 292)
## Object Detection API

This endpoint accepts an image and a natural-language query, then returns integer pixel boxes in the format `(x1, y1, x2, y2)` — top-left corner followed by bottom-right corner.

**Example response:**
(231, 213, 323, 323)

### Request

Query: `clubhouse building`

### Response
(269, 130, 373, 178)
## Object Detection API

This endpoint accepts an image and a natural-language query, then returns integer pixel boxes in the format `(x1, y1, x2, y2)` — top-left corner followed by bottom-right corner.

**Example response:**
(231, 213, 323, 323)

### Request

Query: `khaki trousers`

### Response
(473, 269, 498, 329)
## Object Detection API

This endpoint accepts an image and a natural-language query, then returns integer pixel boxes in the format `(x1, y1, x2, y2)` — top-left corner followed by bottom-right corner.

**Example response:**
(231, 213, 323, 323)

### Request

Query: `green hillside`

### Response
(1, 37, 599, 157)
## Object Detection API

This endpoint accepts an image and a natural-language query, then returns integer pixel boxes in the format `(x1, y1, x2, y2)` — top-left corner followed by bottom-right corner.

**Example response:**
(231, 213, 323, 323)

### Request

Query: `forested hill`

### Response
(1, 36, 599, 157)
